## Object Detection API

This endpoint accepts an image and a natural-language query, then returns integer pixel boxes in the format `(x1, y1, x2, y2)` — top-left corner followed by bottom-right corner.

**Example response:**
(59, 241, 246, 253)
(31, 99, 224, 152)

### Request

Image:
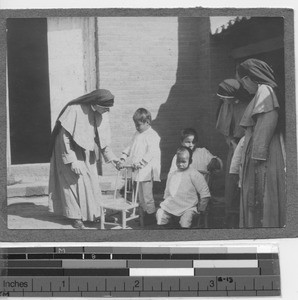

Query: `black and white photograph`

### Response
(4, 13, 292, 231)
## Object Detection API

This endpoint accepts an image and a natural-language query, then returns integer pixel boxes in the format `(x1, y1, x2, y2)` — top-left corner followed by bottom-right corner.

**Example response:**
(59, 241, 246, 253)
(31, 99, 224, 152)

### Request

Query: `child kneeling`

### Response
(156, 146, 210, 228)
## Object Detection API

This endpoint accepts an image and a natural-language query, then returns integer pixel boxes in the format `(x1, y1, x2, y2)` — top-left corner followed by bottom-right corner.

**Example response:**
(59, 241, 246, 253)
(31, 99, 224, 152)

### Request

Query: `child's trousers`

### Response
(138, 180, 156, 214)
(156, 207, 198, 228)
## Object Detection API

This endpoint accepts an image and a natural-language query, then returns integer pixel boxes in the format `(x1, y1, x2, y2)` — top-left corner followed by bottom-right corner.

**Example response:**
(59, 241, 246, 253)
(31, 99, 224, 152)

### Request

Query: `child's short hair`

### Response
(180, 128, 198, 144)
(176, 146, 193, 165)
(133, 108, 152, 124)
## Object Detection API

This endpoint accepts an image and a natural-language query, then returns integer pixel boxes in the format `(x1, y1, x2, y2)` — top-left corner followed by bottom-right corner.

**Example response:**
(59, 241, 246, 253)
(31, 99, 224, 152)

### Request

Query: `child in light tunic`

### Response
(156, 147, 210, 228)
(117, 108, 161, 225)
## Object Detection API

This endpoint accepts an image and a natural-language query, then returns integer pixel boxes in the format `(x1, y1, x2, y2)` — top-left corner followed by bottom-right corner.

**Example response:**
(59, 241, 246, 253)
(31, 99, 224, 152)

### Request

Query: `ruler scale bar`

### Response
(6, 260, 62, 268)
(0, 253, 279, 260)
(0, 276, 281, 291)
(0, 246, 280, 297)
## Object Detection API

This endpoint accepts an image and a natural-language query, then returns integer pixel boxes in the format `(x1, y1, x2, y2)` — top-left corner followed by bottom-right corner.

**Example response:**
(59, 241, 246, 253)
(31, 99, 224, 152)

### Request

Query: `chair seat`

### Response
(101, 197, 139, 211)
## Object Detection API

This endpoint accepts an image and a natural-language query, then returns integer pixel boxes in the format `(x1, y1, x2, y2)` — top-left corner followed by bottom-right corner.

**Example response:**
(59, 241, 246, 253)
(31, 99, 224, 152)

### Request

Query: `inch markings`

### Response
(0, 246, 281, 297)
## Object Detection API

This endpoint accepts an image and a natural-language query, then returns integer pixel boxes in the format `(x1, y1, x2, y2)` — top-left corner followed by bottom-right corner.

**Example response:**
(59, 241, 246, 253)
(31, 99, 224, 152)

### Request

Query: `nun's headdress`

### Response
(237, 58, 277, 88)
(217, 78, 251, 102)
(50, 89, 114, 155)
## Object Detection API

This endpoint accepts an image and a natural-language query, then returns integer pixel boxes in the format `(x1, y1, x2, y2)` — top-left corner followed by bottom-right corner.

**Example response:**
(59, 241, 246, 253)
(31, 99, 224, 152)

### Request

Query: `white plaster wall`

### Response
(47, 17, 96, 128)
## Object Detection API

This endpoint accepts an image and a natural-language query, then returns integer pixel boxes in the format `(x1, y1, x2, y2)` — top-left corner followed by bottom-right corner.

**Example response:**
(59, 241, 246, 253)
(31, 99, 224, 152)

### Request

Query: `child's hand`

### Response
(207, 158, 220, 172)
(71, 161, 83, 175)
(133, 160, 148, 170)
(132, 163, 142, 170)
(116, 159, 125, 170)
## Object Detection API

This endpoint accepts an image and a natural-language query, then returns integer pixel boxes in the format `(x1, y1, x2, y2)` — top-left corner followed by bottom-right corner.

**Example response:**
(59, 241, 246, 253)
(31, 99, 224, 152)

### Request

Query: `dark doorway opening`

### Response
(7, 18, 51, 164)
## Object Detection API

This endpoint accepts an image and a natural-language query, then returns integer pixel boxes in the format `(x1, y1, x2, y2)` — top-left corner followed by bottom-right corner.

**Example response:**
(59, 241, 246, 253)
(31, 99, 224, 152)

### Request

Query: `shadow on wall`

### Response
(151, 17, 225, 177)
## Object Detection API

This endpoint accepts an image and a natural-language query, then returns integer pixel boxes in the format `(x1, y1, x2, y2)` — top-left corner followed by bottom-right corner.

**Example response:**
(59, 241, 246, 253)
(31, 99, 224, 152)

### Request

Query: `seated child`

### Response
(169, 128, 222, 182)
(117, 108, 161, 226)
(156, 146, 210, 228)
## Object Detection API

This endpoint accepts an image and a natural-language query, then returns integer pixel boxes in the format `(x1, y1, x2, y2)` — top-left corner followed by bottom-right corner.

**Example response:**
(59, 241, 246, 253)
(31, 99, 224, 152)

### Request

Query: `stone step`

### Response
(7, 176, 121, 198)
(7, 163, 119, 183)
(8, 163, 50, 182)
(7, 182, 49, 198)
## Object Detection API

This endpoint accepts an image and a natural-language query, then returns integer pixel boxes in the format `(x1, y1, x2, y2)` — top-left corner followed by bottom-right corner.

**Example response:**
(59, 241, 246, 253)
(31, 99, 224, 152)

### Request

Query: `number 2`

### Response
(134, 280, 140, 288)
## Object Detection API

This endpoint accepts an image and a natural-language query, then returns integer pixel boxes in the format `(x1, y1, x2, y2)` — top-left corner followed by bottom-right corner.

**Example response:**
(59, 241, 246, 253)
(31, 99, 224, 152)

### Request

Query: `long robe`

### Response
(48, 104, 115, 221)
(239, 84, 286, 228)
(216, 100, 248, 220)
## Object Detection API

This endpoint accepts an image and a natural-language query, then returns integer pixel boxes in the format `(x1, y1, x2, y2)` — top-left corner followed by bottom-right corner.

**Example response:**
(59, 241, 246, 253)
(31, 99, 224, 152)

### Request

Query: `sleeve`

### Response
(142, 133, 160, 163)
(216, 157, 223, 170)
(168, 155, 177, 174)
(163, 174, 171, 199)
(101, 145, 117, 163)
(191, 171, 210, 212)
(229, 137, 245, 174)
(251, 109, 278, 160)
(120, 134, 136, 161)
(198, 197, 210, 212)
(203, 148, 223, 170)
(252, 85, 280, 116)
(191, 171, 210, 199)
(60, 128, 77, 164)
(120, 145, 131, 161)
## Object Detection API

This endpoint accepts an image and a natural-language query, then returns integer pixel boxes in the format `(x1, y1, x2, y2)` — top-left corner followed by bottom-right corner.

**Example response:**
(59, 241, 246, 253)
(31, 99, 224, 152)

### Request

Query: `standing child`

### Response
(117, 108, 161, 225)
(169, 128, 222, 181)
(156, 146, 211, 228)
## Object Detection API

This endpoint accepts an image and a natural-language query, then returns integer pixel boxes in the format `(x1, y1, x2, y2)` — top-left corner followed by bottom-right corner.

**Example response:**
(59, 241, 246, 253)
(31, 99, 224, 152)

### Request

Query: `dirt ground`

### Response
(8, 196, 84, 229)
(7, 194, 164, 230)
(7, 192, 226, 230)
(7, 173, 226, 230)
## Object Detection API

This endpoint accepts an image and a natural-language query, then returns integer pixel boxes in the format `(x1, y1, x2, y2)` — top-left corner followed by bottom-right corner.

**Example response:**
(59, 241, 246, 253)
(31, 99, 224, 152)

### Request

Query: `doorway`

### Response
(7, 18, 51, 164)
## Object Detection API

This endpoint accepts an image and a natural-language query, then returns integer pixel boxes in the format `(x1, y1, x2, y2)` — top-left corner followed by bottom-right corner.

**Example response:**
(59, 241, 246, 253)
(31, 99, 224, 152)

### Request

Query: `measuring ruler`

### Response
(0, 245, 280, 297)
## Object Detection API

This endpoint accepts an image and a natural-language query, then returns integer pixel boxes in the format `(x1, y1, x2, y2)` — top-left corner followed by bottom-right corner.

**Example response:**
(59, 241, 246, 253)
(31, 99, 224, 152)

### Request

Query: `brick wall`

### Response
(97, 17, 220, 177)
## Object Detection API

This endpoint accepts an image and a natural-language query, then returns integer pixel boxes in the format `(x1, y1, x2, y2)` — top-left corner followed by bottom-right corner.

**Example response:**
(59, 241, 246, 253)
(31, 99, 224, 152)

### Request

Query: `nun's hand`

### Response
(111, 159, 120, 169)
(71, 161, 83, 175)
(116, 159, 125, 170)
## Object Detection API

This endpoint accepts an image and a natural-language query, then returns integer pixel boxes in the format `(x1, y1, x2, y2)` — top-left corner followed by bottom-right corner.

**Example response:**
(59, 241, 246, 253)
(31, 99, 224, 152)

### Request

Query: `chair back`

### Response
(113, 166, 139, 204)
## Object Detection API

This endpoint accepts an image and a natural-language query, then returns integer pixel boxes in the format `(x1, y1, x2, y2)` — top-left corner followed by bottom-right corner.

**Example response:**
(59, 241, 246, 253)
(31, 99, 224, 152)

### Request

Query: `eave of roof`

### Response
(211, 16, 252, 36)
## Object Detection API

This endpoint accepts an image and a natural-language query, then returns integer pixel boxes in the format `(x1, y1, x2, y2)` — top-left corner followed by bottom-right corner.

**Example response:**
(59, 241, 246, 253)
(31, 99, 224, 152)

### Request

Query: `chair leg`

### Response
(122, 210, 126, 229)
(131, 207, 136, 218)
(196, 214, 202, 228)
(139, 207, 145, 228)
(204, 212, 209, 228)
(100, 207, 105, 230)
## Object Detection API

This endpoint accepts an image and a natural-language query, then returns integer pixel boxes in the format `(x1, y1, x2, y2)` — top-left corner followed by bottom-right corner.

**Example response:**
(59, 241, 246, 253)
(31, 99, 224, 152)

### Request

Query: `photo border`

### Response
(0, 7, 296, 242)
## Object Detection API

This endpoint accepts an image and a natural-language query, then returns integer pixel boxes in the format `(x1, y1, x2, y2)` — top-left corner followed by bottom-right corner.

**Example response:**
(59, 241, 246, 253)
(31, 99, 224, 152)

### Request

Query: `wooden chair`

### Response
(100, 166, 140, 229)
